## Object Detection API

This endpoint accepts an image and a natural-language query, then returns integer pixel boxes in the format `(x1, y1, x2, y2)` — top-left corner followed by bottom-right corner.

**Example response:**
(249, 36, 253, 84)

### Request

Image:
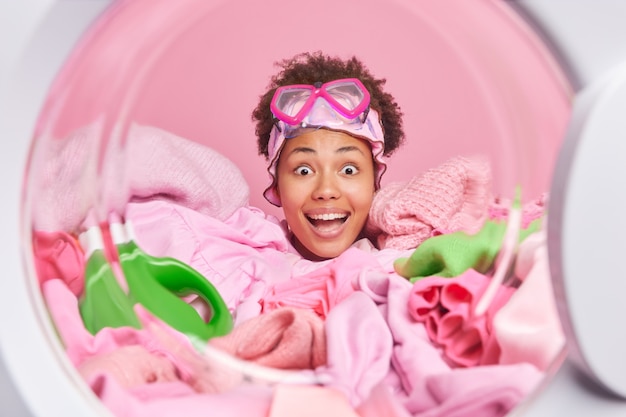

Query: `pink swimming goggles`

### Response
(264, 78, 387, 207)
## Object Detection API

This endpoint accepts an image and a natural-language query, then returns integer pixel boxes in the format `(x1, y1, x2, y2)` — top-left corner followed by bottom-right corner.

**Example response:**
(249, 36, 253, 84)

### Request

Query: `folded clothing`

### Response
(32, 123, 249, 233)
(366, 156, 492, 251)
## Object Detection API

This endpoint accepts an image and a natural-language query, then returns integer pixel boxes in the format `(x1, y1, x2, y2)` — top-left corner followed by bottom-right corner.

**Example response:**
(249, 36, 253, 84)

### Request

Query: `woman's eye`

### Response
(340, 164, 359, 175)
(295, 166, 312, 176)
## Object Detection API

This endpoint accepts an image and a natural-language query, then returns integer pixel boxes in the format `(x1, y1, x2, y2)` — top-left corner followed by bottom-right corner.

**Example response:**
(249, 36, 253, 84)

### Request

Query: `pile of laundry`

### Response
(33, 125, 565, 417)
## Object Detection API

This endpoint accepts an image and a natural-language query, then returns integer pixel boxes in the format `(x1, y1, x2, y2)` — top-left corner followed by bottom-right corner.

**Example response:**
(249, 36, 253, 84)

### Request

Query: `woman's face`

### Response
(276, 129, 376, 261)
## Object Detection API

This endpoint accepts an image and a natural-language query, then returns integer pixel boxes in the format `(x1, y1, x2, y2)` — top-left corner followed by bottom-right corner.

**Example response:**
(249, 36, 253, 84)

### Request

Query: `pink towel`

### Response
(366, 156, 492, 250)
(209, 307, 327, 370)
(32, 123, 249, 233)
(408, 269, 515, 367)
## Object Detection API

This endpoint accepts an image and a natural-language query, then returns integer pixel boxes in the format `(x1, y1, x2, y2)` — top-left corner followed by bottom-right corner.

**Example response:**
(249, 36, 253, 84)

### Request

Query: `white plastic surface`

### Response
(514, 0, 626, 412)
(0, 2, 113, 416)
(548, 62, 626, 398)
(515, 360, 626, 417)
(511, 0, 626, 89)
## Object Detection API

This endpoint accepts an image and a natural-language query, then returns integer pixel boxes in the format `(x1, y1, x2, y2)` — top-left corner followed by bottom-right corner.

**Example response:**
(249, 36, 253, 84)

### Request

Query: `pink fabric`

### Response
(261, 247, 383, 319)
(78, 345, 179, 388)
(356, 383, 412, 417)
(415, 363, 543, 417)
(354, 267, 543, 416)
(32, 123, 249, 233)
(87, 374, 273, 417)
(366, 156, 492, 250)
(488, 192, 547, 228)
(126, 199, 408, 326)
(209, 307, 327, 370)
(125, 198, 550, 412)
(127, 201, 293, 324)
(32, 230, 85, 296)
(320, 292, 393, 406)
(492, 231, 566, 371)
(269, 385, 359, 417)
(42, 279, 259, 395)
(39, 196, 556, 416)
(378, 275, 450, 414)
(408, 269, 515, 367)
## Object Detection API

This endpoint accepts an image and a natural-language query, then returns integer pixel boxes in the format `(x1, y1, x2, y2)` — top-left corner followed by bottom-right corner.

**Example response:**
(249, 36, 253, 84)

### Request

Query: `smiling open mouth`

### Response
(306, 213, 348, 230)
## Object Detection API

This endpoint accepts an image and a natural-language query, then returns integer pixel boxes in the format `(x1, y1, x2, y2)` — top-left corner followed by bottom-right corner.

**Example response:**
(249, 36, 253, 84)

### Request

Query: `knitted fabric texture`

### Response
(366, 156, 493, 250)
(32, 123, 250, 233)
(209, 307, 327, 370)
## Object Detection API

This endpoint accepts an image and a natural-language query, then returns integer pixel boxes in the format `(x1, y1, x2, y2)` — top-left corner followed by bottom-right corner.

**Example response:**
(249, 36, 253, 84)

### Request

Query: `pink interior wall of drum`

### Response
(36, 0, 572, 218)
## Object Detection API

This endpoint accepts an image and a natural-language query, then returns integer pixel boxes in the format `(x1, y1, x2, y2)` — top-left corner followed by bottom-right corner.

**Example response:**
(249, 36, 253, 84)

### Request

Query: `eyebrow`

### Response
(288, 146, 316, 156)
(337, 145, 366, 155)
(287, 145, 366, 156)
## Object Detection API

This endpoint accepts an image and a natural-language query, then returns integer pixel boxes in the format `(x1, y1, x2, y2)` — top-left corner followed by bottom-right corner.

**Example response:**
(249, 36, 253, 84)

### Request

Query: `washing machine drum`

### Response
(22, 0, 580, 416)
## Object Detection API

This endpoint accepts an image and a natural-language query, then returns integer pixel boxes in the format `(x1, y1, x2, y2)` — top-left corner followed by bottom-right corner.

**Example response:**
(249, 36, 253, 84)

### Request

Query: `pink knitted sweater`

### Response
(366, 156, 493, 250)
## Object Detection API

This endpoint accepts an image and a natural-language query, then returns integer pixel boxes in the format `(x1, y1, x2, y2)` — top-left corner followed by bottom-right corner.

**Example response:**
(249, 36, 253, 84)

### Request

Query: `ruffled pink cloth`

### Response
(321, 292, 393, 406)
(209, 307, 327, 370)
(366, 156, 492, 250)
(32, 123, 249, 233)
(261, 248, 383, 319)
(407, 269, 515, 367)
(32, 230, 85, 296)
(353, 260, 544, 417)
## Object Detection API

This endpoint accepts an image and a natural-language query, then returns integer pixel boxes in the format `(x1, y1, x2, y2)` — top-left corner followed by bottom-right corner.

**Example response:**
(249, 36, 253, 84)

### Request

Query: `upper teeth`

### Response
(308, 213, 347, 221)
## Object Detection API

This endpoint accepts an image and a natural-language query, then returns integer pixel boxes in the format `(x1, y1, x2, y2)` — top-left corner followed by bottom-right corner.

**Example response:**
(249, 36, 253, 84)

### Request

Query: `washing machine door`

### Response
(549, 62, 626, 399)
(512, 1, 626, 415)
(520, 61, 626, 417)
(0, 3, 113, 417)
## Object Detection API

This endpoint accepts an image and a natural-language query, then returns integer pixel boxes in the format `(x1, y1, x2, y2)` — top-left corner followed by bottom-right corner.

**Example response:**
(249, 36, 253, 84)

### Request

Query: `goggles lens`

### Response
(270, 78, 371, 126)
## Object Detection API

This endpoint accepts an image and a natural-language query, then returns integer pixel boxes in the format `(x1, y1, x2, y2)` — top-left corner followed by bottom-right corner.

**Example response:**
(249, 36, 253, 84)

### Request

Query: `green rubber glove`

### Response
(394, 218, 541, 283)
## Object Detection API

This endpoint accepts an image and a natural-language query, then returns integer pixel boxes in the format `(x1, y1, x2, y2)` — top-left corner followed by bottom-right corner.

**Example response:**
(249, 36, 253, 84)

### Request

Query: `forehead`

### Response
(281, 129, 373, 155)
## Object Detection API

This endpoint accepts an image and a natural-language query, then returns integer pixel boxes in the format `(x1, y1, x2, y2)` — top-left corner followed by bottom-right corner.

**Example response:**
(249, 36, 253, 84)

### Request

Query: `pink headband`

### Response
(263, 108, 387, 207)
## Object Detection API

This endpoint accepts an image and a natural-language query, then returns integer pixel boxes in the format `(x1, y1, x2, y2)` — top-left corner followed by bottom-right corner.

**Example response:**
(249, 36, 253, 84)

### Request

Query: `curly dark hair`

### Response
(252, 51, 405, 158)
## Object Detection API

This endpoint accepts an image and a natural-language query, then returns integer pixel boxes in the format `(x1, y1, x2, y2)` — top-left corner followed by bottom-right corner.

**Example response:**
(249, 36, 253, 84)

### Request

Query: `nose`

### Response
(312, 172, 341, 201)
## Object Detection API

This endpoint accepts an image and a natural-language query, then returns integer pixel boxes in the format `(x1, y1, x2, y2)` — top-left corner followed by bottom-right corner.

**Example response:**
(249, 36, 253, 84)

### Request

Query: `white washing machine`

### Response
(1, 1, 625, 416)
